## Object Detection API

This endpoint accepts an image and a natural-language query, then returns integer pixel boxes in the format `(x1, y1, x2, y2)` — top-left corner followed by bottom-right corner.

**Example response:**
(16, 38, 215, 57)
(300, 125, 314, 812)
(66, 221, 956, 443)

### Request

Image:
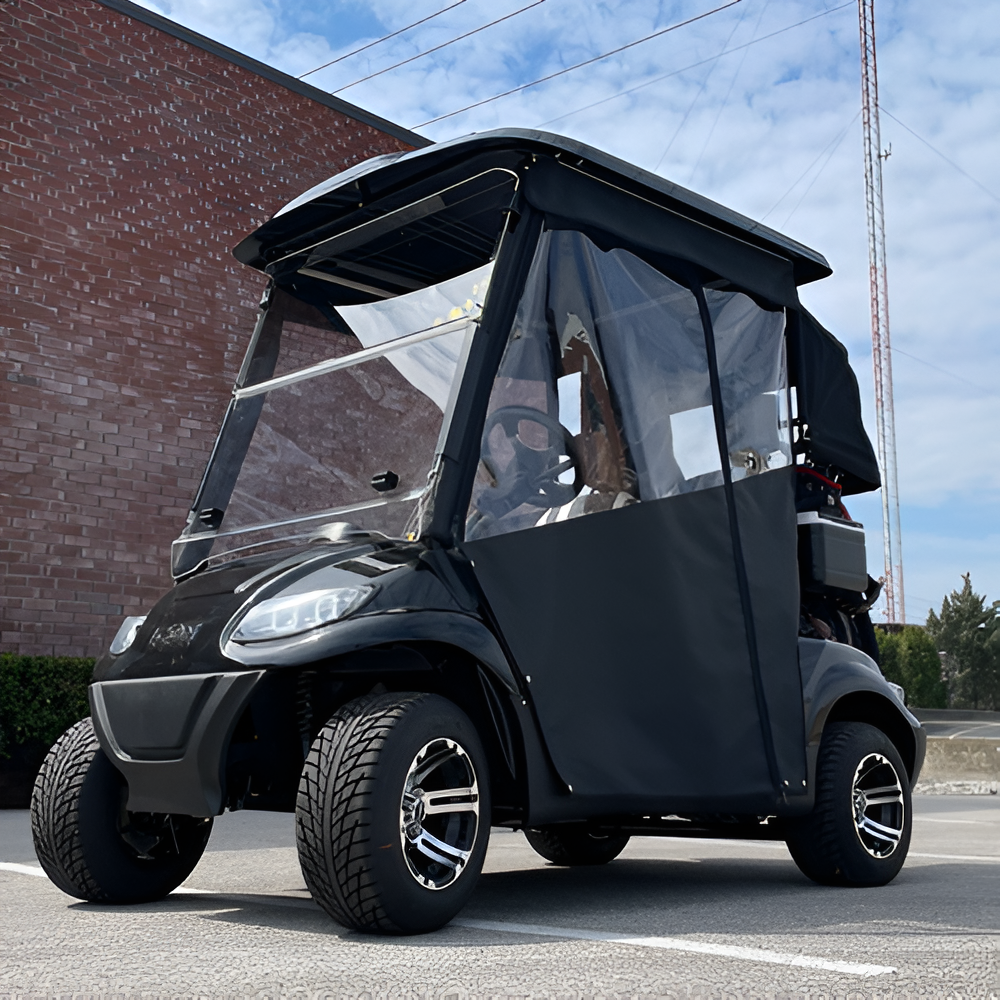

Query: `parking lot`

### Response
(1, 794, 998, 998)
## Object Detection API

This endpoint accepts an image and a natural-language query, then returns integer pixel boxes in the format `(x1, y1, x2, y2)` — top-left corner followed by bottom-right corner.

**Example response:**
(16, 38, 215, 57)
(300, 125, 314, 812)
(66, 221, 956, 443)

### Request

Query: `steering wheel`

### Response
(476, 405, 583, 519)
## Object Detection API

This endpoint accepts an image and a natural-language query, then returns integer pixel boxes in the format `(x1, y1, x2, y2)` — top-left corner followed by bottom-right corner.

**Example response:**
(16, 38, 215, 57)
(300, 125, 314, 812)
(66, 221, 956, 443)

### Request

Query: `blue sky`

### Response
(134, 0, 1000, 624)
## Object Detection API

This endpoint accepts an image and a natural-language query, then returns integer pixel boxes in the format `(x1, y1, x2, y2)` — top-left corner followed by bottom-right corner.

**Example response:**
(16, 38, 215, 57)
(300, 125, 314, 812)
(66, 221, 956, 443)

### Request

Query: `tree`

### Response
(925, 574, 1000, 710)
(876, 626, 948, 709)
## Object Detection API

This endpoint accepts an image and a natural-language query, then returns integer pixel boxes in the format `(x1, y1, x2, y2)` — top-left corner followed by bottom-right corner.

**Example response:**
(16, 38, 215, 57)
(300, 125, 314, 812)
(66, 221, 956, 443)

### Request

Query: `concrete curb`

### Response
(915, 736, 1000, 794)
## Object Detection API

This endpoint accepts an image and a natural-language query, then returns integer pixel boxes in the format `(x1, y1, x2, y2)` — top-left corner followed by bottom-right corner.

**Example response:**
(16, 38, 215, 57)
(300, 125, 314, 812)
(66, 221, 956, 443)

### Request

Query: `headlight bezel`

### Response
(109, 615, 147, 656)
(229, 584, 377, 644)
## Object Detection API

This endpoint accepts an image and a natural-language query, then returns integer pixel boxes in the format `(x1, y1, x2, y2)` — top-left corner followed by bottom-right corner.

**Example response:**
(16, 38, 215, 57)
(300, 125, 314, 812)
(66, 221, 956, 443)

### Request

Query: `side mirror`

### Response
(371, 471, 399, 493)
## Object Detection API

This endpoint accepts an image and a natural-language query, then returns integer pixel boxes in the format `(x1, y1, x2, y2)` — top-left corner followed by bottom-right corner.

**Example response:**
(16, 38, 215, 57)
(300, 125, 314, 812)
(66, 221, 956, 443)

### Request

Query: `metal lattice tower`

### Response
(858, 0, 904, 622)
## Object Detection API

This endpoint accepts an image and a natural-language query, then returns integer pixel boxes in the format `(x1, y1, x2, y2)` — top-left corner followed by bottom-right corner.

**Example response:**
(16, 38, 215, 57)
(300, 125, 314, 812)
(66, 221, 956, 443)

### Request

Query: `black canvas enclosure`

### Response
(33, 129, 923, 934)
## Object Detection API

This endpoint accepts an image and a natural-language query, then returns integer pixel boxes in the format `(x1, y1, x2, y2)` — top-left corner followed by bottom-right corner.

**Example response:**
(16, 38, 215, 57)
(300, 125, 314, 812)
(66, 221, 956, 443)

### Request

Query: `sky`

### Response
(133, 0, 1000, 624)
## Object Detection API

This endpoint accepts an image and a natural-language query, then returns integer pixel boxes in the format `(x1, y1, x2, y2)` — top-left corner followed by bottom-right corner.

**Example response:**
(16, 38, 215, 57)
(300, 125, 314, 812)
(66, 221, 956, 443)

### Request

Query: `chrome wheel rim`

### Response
(400, 738, 480, 890)
(851, 752, 905, 858)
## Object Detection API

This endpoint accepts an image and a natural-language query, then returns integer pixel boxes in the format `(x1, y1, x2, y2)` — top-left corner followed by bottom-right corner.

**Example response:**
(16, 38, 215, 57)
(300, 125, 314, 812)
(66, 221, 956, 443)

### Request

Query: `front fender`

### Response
(798, 637, 925, 787)
(221, 609, 519, 694)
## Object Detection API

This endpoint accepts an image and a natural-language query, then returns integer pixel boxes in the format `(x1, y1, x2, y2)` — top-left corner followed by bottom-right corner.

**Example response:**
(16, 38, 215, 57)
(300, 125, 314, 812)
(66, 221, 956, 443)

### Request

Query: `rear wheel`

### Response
(30, 718, 213, 902)
(525, 825, 630, 866)
(785, 721, 911, 886)
(296, 692, 491, 934)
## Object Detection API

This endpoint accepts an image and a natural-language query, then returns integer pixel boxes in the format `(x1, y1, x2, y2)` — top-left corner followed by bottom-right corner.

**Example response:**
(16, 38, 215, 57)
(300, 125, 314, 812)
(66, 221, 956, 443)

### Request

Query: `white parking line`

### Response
(0, 862, 47, 877)
(910, 852, 1000, 862)
(452, 918, 896, 976)
(913, 816, 996, 825)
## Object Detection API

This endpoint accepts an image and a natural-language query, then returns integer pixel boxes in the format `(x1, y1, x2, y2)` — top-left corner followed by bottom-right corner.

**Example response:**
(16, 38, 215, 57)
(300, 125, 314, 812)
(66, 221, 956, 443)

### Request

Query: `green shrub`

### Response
(926, 574, 1000, 710)
(0, 654, 95, 759)
(876, 626, 947, 709)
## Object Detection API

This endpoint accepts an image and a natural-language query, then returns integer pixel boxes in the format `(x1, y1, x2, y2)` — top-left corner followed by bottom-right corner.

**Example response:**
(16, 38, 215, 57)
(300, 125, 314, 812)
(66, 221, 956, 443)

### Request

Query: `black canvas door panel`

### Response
(731, 466, 806, 791)
(464, 484, 773, 804)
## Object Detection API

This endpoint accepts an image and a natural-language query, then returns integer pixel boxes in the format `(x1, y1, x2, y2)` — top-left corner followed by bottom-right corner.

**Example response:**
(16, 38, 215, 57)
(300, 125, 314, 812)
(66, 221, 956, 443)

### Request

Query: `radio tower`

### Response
(858, 0, 904, 622)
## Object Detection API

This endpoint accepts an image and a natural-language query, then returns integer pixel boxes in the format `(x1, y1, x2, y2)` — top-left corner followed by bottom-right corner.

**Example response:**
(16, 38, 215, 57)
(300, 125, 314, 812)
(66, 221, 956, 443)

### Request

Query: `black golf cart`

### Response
(32, 130, 924, 934)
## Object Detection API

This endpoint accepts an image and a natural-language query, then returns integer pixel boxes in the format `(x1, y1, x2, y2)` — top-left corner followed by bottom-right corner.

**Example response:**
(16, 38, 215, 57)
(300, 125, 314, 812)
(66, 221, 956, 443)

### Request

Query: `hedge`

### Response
(876, 626, 948, 709)
(0, 654, 95, 760)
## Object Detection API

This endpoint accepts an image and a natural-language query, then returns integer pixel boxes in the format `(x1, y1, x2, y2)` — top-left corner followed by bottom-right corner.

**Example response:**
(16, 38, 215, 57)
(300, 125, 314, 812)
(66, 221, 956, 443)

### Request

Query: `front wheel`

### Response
(30, 719, 213, 902)
(525, 825, 630, 866)
(785, 721, 911, 887)
(296, 692, 491, 934)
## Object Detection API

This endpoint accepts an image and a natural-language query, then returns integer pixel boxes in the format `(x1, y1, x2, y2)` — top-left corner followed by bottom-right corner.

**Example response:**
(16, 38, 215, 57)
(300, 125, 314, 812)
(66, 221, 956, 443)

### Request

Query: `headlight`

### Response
(109, 616, 146, 655)
(231, 585, 375, 643)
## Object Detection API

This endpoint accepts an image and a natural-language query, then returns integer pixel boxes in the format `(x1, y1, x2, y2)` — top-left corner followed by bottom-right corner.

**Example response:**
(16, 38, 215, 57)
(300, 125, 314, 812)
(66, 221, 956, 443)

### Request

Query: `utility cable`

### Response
(759, 112, 858, 222)
(687, 0, 771, 183)
(298, 0, 471, 80)
(332, 0, 547, 94)
(879, 106, 1000, 207)
(777, 118, 854, 228)
(891, 347, 998, 398)
(535, 2, 851, 130)
(413, 0, 743, 129)
(652, 2, 750, 174)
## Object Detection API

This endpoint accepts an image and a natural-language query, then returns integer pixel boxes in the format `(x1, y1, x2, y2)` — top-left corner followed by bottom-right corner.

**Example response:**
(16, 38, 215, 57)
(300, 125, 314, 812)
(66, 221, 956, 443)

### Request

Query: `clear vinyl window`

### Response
(704, 288, 791, 479)
(189, 265, 490, 560)
(465, 231, 790, 541)
(224, 339, 461, 540)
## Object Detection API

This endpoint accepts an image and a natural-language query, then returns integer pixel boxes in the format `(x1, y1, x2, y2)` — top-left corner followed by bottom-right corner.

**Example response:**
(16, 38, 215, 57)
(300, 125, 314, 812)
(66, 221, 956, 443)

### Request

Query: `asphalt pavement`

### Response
(1, 795, 998, 998)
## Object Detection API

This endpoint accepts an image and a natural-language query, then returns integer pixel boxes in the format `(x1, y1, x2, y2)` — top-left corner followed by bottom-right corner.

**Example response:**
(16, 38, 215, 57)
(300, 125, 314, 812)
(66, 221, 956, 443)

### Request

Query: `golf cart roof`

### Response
(233, 129, 832, 299)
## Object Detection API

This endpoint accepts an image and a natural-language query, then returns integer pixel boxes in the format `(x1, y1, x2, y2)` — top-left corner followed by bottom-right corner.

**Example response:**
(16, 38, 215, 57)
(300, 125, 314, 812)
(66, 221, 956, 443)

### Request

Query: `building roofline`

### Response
(93, 0, 432, 149)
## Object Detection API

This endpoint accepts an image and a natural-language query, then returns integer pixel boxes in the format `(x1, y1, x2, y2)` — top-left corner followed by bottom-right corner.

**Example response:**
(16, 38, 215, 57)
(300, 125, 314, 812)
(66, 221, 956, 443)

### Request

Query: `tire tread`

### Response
(30, 718, 107, 901)
(786, 720, 910, 887)
(296, 692, 428, 932)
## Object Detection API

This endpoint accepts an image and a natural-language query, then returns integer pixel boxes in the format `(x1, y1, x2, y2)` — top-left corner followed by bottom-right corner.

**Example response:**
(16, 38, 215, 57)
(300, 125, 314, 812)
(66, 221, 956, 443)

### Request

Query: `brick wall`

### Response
(0, 0, 419, 656)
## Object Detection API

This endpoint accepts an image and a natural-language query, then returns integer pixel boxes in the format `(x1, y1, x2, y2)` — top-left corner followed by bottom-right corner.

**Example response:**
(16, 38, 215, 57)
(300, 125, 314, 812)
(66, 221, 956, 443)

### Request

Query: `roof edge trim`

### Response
(91, 0, 432, 149)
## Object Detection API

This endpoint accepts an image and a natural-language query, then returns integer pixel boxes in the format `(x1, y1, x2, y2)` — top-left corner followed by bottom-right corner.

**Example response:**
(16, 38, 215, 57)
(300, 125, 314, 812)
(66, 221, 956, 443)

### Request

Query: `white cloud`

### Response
(129, 0, 1000, 617)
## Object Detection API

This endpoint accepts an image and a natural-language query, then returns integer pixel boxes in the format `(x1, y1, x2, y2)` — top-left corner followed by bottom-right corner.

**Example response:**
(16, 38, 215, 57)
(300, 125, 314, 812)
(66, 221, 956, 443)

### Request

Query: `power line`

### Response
(687, 0, 771, 183)
(891, 347, 998, 398)
(534, 2, 852, 131)
(413, 0, 743, 129)
(778, 117, 854, 228)
(332, 0, 547, 94)
(652, 3, 749, 173)
(759, 113, 858, 222)
(879, 106, 1000, 207)
(298, 0, 471, 80)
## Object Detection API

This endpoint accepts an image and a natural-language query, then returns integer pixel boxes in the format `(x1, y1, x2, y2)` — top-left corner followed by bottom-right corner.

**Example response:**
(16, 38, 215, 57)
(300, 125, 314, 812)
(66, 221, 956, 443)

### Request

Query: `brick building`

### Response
(1, 0, 427, 656)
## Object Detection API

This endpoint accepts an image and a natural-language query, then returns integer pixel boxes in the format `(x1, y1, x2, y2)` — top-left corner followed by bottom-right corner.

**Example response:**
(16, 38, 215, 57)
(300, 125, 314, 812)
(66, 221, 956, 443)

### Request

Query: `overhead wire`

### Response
(412, 0, 743, 129)
(332, 0, 547, 94)
(758, 112, 859, 223)
(686, 0, 771, 182)
(652, 2, 750, 174)
(891, 347, 998, 398)
(535, 2, 852, 130)
(777, 119, 855, 228)
(878, 106, 1000, 207)
(297, 0, 471, 80)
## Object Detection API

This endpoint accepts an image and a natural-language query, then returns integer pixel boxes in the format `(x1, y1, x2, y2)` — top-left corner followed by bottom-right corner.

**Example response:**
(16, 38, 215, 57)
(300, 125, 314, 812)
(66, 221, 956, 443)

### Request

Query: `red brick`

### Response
(1, 0, 415, 656)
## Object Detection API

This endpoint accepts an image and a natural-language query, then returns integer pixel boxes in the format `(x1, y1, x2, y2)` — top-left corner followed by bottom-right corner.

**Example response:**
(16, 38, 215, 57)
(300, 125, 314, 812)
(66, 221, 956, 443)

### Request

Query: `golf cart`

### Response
(32, 130, 924, 934)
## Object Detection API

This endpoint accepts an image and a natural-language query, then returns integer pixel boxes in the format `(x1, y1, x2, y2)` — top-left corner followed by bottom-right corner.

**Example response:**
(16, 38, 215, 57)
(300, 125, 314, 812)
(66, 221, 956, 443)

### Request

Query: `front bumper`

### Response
(90, 670, 264, 816)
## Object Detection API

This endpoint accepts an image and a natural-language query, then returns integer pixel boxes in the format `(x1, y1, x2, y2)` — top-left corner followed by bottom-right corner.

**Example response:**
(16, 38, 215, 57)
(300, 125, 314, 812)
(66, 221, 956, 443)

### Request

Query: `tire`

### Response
(30, 718, 213, 903)
(785, 721, 911, 887)
(296, 692, 491, 935)
(525, 825, 630, 866)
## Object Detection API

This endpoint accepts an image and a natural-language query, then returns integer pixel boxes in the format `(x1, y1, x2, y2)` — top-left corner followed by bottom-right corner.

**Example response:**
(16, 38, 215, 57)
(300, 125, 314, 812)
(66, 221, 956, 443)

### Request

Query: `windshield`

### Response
(174, 264, 492, 573)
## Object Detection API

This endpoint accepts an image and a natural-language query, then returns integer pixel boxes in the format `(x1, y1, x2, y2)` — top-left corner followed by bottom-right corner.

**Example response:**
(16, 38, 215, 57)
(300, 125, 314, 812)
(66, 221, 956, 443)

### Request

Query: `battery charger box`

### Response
(797, 511, 868, 593)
